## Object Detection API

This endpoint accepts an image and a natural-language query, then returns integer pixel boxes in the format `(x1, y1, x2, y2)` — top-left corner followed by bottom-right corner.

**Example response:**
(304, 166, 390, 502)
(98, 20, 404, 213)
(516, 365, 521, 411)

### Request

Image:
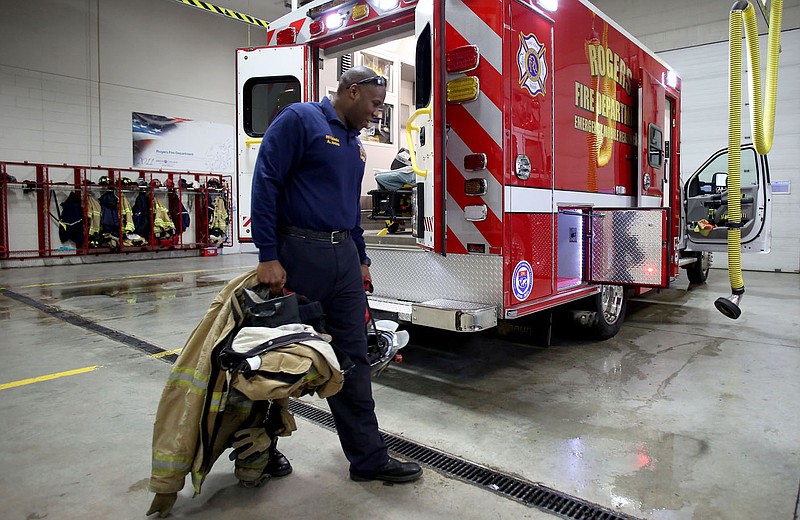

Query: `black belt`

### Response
(279, 226, 350, 244)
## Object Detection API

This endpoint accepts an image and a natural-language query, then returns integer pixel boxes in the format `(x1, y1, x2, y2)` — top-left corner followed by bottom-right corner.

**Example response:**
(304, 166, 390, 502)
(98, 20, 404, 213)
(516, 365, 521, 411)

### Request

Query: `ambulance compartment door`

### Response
(236, 45, 307, 242)
(588, 207, 669, 288)
(682, 144, 771, 253)
(638, 69, 666, 208)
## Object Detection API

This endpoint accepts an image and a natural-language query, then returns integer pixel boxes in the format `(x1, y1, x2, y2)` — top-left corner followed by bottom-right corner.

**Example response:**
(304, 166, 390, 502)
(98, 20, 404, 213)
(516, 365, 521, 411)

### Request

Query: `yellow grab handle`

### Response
(245, 137, 262, 147)
(405, 107, 431, 178)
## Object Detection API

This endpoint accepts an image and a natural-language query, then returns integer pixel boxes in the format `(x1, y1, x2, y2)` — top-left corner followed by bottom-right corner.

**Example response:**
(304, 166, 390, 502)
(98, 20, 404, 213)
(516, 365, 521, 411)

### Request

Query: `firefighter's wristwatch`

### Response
(361, 257, 371, 267)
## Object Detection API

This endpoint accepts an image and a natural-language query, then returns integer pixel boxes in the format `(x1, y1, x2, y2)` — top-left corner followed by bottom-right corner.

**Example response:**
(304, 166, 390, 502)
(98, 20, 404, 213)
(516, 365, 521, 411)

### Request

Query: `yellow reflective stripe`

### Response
(225, 401, 254, 414)
(208, 391, 223, 412)
(169, 366, 209, 383)
(165, 378, 205, 396)
(151, 451, 192, 474)
(236, 452, 270, 469)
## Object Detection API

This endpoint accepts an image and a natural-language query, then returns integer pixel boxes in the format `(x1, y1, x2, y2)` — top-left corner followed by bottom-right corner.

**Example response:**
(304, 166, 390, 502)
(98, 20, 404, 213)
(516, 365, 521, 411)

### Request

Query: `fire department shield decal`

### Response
(512, 260, 533, 301)
(517, 33, 547, 98)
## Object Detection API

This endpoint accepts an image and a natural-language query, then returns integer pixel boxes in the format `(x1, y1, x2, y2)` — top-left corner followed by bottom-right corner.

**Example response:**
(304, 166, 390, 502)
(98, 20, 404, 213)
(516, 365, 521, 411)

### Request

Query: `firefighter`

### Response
(250, 66, 422, 483)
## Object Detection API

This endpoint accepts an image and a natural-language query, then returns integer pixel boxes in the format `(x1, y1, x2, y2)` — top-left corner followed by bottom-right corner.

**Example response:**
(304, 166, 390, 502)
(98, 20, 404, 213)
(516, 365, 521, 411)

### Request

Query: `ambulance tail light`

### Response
(464, 205, 488, 222)
(463, 153, 487, 171)
(309, 20, 325, 36)
(447, 45, 480, 73)
(464, 178, 487, 196)
(446, 76, 479, 103)
(276, 27, 297, 45)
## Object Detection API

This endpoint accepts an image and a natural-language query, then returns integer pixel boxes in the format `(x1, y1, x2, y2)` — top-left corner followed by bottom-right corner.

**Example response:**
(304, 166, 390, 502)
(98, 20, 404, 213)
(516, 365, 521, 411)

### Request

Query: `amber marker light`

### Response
(464, 178, 487, 196)
(446, 76, 480, 103)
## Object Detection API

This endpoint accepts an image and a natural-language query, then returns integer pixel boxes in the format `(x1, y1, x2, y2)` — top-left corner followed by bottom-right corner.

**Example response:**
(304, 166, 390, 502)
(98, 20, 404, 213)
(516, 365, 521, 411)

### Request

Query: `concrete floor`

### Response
(0, 253, 798, 520)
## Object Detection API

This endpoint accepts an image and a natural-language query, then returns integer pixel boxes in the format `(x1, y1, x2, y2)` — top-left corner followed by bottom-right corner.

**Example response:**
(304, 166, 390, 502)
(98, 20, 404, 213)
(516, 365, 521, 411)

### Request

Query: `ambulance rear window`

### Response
(415, 23, 432, 109)
(244, 76, 302, 137)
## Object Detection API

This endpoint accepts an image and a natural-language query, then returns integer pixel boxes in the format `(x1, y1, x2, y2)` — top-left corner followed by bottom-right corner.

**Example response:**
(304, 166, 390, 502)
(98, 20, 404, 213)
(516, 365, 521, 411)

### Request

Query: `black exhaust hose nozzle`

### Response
(714, 286, 745, 320)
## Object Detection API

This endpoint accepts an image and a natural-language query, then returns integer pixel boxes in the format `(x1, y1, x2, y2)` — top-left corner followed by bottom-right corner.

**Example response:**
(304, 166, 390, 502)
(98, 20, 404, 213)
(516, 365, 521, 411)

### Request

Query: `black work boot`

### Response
(350, 457, 422, 483)
(264, 439, 292, 477)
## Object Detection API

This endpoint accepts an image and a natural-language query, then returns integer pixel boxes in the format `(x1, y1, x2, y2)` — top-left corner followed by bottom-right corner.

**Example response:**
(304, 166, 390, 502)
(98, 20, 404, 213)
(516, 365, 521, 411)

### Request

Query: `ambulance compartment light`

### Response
(325, 12, 345, 29)
(276, 27, 297, 45)
(537, 0, 558, 12)
(378, 0, 399, 10)
(665, 69, 679, 90)
(464, 178, 487, 196)
(446, 45, 480, 73)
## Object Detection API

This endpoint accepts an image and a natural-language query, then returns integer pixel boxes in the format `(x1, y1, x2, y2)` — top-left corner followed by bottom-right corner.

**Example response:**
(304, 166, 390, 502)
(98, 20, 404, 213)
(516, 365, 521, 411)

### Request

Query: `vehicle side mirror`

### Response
(712, 172, 728, 193)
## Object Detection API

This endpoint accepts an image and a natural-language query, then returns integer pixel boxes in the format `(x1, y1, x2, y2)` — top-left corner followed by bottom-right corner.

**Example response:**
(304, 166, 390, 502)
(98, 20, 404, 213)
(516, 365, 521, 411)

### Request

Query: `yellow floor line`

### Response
(20, 266, 250, 288)
(150, 348, 183, 359)
(0, 365, 102, 391)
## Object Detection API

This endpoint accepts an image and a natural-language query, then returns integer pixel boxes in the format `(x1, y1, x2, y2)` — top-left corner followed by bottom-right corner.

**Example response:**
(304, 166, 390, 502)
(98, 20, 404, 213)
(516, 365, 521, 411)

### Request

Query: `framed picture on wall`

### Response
(360, 52, 393, 93)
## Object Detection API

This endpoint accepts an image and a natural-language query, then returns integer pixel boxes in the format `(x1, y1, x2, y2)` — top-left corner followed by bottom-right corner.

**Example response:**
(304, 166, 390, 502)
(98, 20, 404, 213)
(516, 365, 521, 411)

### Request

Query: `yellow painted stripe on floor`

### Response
(20, 266, 250, 288)
(150, 348, 183, 359)
(0, 365, 101, 391)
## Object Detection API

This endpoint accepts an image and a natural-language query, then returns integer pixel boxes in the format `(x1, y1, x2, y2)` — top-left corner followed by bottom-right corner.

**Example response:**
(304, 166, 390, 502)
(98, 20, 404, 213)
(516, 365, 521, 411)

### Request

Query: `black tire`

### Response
(686, 252, 712, 284)
(588, 285, 627, 340)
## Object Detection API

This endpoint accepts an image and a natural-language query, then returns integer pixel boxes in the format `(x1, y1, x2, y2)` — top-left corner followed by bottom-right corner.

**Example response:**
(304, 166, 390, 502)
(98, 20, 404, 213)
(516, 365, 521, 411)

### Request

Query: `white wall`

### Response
(0, 0, 266, 166)
(0, 0, 269, 254)
(593, 0, 800, 272)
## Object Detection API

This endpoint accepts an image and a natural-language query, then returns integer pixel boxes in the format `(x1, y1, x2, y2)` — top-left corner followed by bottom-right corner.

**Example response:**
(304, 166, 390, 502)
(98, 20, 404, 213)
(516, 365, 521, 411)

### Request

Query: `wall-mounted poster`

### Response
(132, 112, 234, 173)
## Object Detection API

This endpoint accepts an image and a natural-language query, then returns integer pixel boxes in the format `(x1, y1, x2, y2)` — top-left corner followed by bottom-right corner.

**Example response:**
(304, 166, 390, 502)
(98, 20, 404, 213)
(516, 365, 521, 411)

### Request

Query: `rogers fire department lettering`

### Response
(587, 44, 632, 94)
(574, 115, 636, 146)
(573, 81, 636, 146)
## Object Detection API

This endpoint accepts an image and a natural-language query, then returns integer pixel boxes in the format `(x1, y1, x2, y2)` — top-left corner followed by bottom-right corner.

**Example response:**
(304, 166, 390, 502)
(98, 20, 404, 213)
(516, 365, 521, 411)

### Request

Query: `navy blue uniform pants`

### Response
(279, 234, 388, 475)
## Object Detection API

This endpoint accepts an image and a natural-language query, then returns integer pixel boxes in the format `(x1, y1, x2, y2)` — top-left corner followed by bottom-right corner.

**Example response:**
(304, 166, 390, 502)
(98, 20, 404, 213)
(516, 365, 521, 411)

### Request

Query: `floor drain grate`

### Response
(4, 288, 639, 520)
(288, 399, 641, 520)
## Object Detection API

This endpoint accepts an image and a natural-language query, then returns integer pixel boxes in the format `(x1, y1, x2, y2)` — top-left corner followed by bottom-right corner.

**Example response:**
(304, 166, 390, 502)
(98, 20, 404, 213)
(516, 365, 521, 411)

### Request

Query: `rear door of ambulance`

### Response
(236, 45, 308, 243)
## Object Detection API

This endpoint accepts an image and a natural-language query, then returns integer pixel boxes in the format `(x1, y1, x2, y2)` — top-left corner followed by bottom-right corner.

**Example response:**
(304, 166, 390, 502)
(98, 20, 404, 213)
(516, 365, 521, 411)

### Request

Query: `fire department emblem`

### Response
(512, 260, 533, 301)
(517, 33, 547, 98)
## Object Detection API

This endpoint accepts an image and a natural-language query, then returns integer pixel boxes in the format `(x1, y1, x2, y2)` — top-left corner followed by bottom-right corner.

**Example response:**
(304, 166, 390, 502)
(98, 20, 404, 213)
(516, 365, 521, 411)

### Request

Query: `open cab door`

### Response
(683, 144, 772, 253)
(236, 45, 308, 242)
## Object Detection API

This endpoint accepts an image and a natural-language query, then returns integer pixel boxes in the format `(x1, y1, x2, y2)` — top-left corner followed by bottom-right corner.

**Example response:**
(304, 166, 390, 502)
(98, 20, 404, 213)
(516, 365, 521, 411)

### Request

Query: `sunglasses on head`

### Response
(353, 75, 388, 87)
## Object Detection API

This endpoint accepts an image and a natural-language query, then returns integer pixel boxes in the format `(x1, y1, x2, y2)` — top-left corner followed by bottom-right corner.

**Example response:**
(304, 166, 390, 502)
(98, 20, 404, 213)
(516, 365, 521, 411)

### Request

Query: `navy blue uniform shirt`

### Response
(251, 96, 368, 263)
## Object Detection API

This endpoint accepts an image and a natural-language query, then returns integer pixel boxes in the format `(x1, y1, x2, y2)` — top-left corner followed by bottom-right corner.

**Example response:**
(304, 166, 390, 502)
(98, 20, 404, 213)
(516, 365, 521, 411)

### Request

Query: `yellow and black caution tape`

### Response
(172, 0, 270, 28)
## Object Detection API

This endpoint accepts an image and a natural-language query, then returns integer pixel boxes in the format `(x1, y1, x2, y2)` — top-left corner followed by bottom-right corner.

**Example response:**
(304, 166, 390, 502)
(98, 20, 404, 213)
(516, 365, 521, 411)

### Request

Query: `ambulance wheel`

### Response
(686, 252, 712, 284)
(589, 285, 627, 340)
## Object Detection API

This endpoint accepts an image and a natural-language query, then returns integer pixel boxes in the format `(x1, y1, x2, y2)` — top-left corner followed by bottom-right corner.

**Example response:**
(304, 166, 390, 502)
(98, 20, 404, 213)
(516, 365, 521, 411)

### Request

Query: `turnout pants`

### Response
(279, 233, 388, 475)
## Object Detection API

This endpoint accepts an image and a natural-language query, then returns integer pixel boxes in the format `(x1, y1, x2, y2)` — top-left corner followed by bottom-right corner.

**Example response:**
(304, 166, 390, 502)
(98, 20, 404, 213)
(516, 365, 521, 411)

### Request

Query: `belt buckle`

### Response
(330, 232, 337, 244)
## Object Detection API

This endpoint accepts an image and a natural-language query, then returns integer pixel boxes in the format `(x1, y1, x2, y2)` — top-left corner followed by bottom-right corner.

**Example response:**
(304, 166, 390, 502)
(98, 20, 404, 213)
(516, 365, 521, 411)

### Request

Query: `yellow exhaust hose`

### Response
(716, 0, 782, 319)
